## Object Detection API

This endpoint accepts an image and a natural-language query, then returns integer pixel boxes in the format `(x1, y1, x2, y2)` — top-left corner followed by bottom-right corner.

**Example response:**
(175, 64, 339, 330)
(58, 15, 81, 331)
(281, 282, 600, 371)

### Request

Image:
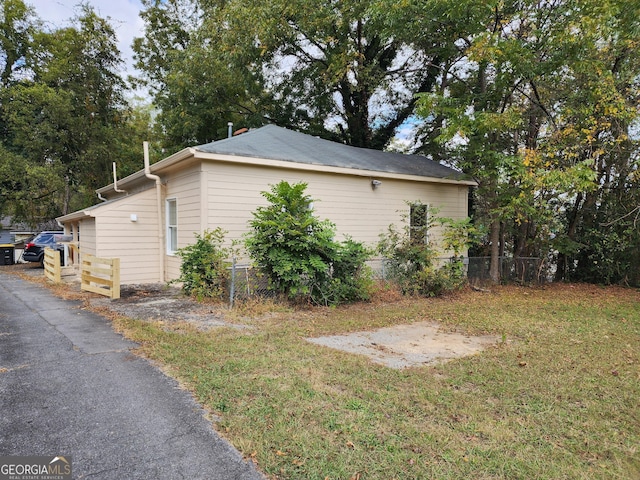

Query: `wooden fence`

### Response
(43, 247, 61, 283)
(81, 254, 121, 300)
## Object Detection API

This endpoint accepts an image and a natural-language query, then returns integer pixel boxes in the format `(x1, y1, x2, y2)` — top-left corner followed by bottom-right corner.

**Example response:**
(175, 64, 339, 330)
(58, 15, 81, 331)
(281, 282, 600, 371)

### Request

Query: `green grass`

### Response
(114, 284, 640, 479)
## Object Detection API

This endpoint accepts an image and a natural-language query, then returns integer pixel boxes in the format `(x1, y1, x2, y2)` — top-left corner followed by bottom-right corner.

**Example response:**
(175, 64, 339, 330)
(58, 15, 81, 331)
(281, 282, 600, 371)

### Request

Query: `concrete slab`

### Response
(307, 321, 499, 369)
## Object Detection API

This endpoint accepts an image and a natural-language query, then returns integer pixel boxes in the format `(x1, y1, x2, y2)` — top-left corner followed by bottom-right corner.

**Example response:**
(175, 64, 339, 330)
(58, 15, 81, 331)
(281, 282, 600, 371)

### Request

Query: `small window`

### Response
(410, 203, 428, 244)
(167, 199, 177, 254)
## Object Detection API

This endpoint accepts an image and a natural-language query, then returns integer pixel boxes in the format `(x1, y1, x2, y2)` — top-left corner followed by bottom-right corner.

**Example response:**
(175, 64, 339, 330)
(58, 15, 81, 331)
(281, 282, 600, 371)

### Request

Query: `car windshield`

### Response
(34, 233, 57, 244)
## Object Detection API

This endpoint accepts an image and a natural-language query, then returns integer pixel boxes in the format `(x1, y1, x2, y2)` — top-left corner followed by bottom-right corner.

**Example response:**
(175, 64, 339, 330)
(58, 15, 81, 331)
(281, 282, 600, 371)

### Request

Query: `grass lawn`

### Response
(113, 283, 640, 480)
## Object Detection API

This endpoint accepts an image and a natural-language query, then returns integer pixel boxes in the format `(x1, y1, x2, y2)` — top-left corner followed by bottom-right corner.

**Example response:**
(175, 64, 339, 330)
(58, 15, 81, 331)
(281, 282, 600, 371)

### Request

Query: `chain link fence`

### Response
(226, 256, 547, 306)
(466, 256, 547, 285)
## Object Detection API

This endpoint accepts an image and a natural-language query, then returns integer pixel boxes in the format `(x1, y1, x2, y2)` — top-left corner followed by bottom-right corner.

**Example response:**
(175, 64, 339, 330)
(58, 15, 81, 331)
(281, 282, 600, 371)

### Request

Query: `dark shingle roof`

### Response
(195, 125, 465, 180)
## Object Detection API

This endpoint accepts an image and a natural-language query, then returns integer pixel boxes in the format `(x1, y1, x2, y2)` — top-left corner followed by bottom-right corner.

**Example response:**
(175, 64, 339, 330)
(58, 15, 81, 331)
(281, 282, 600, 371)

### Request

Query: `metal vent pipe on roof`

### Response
(228, 122, 233, 138)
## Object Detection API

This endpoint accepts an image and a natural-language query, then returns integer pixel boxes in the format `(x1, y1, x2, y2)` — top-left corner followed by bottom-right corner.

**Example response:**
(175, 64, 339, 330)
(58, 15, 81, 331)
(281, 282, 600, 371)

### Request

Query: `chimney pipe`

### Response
(228, 122, 233, 138)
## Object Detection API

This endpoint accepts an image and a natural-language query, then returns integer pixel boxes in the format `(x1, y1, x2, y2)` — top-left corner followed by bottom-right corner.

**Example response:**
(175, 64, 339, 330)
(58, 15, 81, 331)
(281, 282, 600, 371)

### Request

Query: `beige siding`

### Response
(163, 164, 202, 282)
(203, 161, 469, 259)
(70, 157, 470, 286)
(93, 188, 161, 284)
(78, 219, 96, 257)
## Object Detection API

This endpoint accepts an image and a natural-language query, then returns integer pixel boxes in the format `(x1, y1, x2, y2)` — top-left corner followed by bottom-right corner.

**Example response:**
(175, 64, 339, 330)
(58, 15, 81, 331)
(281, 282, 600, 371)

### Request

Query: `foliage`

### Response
(171, 228, 230, 301)
(0, 143, 65, 223)
(0, 2, 141, 224)
(245, 181, 371, 306)
(133, 0, 454, 150)
(377, 205, 474, 297)
(0, 0, 36, 86)
(312, 238, 374, 306)
(387, 0, 640, 285)
(438, 216, 484, 260)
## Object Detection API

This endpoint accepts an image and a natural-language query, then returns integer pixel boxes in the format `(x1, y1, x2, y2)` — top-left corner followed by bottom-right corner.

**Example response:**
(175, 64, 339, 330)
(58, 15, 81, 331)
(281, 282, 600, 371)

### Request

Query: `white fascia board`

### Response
(96, 148, 196, 195)
(194, 151, 478, 186)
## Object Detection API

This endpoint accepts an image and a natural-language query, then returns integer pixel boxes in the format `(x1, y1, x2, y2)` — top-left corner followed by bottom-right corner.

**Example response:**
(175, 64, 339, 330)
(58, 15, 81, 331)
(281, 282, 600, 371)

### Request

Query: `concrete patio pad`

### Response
(307, 321, 499, 369)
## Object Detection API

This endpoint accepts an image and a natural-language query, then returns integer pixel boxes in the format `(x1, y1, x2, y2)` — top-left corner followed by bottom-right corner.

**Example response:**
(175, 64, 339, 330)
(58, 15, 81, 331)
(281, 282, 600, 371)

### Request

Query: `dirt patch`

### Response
(307, 322, 500, 369)
(88, 283, 247, 330)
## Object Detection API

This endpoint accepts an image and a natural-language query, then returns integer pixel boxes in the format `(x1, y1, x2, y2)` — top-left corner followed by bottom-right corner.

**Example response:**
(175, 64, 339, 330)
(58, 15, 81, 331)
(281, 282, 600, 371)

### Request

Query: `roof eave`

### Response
(194, 151, 477, 186)
(97, 147, 196, 195)
(57, 209, 93, 223)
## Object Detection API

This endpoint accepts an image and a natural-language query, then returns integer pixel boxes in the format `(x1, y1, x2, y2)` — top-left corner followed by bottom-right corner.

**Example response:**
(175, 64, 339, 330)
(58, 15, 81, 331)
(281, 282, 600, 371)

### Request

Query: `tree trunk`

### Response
(489, 217, 501, 284)
(63, 178, 71, 216)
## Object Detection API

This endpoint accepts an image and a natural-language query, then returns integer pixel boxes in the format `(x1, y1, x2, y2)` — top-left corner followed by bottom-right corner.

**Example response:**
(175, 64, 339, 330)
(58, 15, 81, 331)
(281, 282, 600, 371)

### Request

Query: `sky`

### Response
(27, 0, 145, 81)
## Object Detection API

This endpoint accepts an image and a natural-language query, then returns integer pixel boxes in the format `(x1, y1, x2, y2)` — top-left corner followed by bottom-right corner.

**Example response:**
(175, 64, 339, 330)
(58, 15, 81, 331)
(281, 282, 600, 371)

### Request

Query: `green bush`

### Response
(245, 181, 372, 305)
(171, 228, 230, 300)
(408, 262, 467, 297)
(377, 206, 472, 297)
(311, 238, 374, 306)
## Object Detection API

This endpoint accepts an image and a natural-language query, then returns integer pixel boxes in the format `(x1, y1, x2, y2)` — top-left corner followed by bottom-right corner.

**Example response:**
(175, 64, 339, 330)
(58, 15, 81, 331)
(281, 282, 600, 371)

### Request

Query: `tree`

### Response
(0, 0, 36, 86)
(133, 0, 458, 150)
(0, 143, 65, 226)
(397, 0, 639, 284)
(1, 4, 132, 220)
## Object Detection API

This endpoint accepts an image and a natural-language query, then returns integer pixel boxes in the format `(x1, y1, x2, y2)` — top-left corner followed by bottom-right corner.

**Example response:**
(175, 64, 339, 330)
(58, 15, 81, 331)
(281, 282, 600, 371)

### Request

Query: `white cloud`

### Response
(27, 0, 144, 80)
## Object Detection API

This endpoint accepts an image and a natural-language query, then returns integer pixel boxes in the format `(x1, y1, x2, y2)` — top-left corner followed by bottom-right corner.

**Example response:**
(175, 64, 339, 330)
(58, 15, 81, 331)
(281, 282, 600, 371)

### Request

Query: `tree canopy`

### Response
(0, 1, 155, 226)
(1, 0, 638, 286)
(133, 0, 458, 150)
(376, 0, 640, 284)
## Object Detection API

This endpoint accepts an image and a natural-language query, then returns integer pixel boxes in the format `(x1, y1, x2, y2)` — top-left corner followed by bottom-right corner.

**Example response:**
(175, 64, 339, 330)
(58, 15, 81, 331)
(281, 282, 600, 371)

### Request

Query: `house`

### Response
(57, 125, 476, 285)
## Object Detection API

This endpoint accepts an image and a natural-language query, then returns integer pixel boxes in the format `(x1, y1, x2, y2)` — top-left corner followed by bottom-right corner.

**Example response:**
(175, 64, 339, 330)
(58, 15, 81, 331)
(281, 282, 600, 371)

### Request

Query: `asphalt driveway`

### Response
(0, 271, 264, 479)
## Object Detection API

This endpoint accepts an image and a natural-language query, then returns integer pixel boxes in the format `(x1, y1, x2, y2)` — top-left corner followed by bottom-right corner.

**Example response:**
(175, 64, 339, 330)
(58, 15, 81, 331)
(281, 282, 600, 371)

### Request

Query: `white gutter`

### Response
(144, 141, 165, 283)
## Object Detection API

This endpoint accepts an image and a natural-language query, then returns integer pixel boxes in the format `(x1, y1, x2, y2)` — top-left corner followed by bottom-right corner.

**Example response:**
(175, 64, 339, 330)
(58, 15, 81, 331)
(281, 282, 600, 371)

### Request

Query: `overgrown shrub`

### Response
(245, 181, 372, 305)
(378, 205, 475, 297)
(171, 228, 230, 300)
(311, 238, 374, 306)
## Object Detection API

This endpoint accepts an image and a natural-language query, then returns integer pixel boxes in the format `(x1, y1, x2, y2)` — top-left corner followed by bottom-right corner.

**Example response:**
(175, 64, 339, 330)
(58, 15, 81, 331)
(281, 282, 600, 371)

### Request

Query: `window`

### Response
(410, 203, 428, 244)
(166, 199, 177, 254)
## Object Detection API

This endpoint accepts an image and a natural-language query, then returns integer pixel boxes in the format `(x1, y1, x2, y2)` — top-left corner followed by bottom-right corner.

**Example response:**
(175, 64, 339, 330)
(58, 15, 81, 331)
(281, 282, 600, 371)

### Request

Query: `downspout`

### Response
(113, 162, 127, 194)
(144, 141, 165, 283)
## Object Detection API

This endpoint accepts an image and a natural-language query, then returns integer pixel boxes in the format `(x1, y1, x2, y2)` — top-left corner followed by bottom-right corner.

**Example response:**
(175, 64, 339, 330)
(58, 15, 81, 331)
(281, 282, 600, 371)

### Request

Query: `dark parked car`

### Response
(23, 231, 65, 266)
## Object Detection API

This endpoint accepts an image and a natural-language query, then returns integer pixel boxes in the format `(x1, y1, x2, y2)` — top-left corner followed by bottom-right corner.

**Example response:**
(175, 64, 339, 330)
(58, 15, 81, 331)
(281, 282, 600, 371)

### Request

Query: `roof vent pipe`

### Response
(113, 162, 127, 193)
(228, 121, 233, 138)
(143, 141, 165, 283)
